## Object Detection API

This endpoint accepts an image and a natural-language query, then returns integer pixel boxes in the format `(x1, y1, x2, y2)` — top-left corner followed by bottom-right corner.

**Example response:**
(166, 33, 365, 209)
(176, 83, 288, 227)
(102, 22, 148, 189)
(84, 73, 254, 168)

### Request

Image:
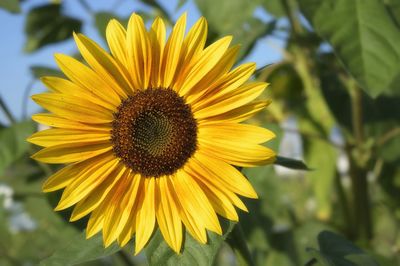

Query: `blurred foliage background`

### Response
(0, 0, 399, 265)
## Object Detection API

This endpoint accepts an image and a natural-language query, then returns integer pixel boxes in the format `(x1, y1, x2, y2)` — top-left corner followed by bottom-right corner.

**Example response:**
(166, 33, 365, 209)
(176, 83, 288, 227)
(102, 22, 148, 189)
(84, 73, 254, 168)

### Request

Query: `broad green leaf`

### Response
(0, 0, 20, 13)
(298, 0, 400, 97)
(145, 220, 234, 266)
(307, 231, 378, 266)
(195, 0, 275, 59)
(262, 0, 286, 17)
(40, 232, 122, 266)
(383, 0, 400, 30)
(275, 156, 310, 171)
(30, 65, 64, 79)
(24, 4, 82, 53)
(0, 121, 35, 175)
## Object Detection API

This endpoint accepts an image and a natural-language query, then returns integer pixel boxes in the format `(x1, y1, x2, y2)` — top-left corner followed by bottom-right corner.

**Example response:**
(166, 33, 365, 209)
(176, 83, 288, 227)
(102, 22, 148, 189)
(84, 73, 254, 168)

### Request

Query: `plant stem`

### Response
(227, 223, 254, 266)
(347, 83, 372, 242)
(0, 96, 16, 124)
(334, 170, 353, 236)
(22, 79, 35, 119)
(348, 151, 372, 242)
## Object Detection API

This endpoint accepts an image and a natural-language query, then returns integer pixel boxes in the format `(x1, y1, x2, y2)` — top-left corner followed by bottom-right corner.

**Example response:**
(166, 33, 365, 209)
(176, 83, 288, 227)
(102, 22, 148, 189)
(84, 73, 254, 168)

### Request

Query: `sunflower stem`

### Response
(0, 96, 16, 124)
(347, 82, 373, 243)
(227, 223, 254, 266)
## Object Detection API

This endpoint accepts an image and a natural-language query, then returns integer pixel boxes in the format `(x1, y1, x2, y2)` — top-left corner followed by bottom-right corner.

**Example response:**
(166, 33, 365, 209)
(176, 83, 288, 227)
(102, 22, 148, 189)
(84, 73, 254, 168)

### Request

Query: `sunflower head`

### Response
(28, 12, 276, 254)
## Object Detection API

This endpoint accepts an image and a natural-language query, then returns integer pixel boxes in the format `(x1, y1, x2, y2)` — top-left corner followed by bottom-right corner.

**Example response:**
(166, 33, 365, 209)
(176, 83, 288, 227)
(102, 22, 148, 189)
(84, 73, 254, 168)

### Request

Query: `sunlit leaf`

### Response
(195, 0, 276, 59)
(299, 0, 400, 97)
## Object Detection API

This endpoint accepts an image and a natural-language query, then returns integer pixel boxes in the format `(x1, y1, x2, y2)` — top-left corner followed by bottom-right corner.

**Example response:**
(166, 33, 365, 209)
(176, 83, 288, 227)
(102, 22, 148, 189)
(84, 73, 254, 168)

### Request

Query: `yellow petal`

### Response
(194, 82, 267, 120)
(155, 177, 183, 253)
(55, 54, 121, 108)
(185, 45, 240, 105)
(177, 36, 232, 96)
(186, 160, 248, 212)
(32, 113, 111, 131)
(135, 177, 156, 254)
(149, 17, 166, 88)
(106, 19, 128, 66)
(172, 17, 207, 87)
(198, 101, 270, 125)
(86, 204, 106, 238)
(180, 17, 208, 62)
(167, 176, 207, 243)
(73, 33, 132, 97)
(70, 164, 127, 221)
(174, 170, 222, 235)
(191, 175, 239, 221)
(198, 139, 276, 167)
(32, 93, 114, 124)
(192, 64, 257, 111)
(55, 154, 119, 210)
(31, 142, 112, 164)
(41, 76, 115, 110)
(117, 177, 144, 247)
(127, 13, 152, 89)
(102, 172, 133, 247)
(27, 128, 110, 147)
(192, 152, 259, 198)
(103, 173, 142, 247)
(161, 13, 186, 88)
(198, 123, 275, 145)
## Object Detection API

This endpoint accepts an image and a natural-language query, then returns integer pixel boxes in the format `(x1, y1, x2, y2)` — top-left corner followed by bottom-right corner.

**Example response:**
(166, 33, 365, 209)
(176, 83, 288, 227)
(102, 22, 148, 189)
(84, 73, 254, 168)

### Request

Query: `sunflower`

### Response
(28, 13, 276, 254)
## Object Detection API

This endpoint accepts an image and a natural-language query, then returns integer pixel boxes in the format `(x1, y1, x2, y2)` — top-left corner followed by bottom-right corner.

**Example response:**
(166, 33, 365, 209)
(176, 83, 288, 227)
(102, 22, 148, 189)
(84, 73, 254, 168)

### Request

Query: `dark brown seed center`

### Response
(111, 88, 197, 177)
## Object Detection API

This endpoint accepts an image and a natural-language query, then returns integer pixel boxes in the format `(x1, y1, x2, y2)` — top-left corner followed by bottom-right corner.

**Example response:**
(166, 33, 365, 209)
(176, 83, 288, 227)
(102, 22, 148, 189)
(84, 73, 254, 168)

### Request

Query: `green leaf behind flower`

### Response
(24, 3, 82, 53)
(0, 120, 35, 175)
(146, 220, 234, 266)
(40, 232, 122, 266)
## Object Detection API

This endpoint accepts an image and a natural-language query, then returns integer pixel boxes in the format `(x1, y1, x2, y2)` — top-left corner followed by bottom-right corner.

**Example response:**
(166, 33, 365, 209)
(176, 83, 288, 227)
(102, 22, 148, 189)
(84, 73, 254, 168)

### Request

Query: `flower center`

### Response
(111, 88, 197, 177)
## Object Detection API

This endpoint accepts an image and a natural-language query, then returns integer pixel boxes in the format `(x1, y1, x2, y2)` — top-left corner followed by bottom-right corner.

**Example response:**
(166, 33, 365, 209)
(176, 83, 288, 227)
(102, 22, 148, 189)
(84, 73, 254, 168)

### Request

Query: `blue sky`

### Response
(0, 0, 283, 124)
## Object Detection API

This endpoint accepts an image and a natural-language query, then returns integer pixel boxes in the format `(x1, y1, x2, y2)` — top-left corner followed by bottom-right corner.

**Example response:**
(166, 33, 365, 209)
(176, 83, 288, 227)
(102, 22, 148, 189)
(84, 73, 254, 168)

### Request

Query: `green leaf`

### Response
(195, 0, 275, 59)
(30, 65, 64, 79)
(0, 121, 35, 175)
(94, 12, 118, 41)
(24, 4, 82, 53)
(40, 232, 122, 266)
(302, 136, 337, 220)
(0, 0, 20, 13)
(298, 0, 400, 97)
(176, 0, 187, 10)
(146, 220, 234, 266)
(307, 231, 378, 266)
(262, 0, 286, 17)
(274, 156, 310, 171)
